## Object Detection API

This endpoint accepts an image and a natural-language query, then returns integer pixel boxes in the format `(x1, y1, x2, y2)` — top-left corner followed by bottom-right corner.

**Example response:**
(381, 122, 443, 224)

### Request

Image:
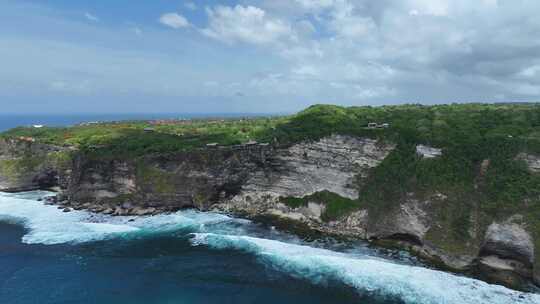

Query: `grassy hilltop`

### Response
(2, 103, 540, 259)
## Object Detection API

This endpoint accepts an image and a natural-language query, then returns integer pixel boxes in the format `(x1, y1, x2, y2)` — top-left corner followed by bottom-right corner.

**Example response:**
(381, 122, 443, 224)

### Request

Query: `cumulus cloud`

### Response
(518, 65, 540, 78)
(201, 5, 295, 45)
(224, 0, 540, 102)
(3, 0, 540, 113)
(407, 0, 450, 16)
(49, 80, 92, 94)
(295, 0, 335, 11)
(185, 2, 197, 11)
(84, 12, 99, 22)
(159, 12, 190, 29)
(328, 1, 376, 38)
(133, 27, 142, 36)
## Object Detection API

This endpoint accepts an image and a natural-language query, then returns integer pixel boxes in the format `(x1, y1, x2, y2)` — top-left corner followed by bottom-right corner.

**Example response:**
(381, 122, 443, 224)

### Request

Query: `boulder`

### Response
(477, 218, 535, 289)
(416, 145, 442, 159)
(516, 153, 540, 173)
(481, 221, 534, 266)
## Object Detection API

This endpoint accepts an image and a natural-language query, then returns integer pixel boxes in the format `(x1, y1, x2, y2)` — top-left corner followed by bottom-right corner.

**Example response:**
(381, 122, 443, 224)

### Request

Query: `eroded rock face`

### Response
(477, 216, 535, 288)
(416, 145, 442, 159)
(516, 153, 540, 173)
(3, 135, 540, 289)
(67, 136, 393, 216)
(67, 145, 273, 211)
(481, 219, 534, 266)
(68, 158, 137, 201)
(234, 135, 395, 202)
(0, 138, 70, 192)
(217, 135, 394, 237)
(370, 198, 431, 243)
(327, 209, 369, 238)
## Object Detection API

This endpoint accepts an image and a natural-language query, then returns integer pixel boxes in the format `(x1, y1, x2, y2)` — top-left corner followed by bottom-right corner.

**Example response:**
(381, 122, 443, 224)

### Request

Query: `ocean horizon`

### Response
(0, 113, 282, 132)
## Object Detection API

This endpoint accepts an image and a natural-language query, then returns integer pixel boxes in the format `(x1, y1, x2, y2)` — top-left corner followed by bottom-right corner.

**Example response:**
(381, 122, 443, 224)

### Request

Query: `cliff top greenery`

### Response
(3, 103, 540, 155)
(273, 103, 540, 260)
(0, 116, 286, 157)
(2, 102, 540, 259)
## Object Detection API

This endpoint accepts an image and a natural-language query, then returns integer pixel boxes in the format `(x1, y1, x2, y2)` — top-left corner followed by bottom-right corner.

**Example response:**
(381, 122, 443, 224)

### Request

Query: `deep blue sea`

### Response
(0, 113, 276, 132)
(1, 116, 539, 304)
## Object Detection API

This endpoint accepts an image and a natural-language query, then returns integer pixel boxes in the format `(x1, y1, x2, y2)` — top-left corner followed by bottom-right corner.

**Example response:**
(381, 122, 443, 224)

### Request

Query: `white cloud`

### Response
(49, 80, 92, 93)
(294, 0, 335, 11)
(518, 65, 540, 78)
(133, 27, 142, 36)
(292, 65, 320, 78)
(159, 12, 190, 29)
(204, 81, 219, 87)
(481, 0, 499, 8)
(185, 2, 197, 11)
(4, 0, 540, 113)
(353, 85, 396, 99)
(513, 83, 540, 96)
(50, 81, 67, 91)
(408, 0, 450, 16)
(201, 5, 295, 45)
(84, 12, 99, 22)
(326, 1, 376, 39)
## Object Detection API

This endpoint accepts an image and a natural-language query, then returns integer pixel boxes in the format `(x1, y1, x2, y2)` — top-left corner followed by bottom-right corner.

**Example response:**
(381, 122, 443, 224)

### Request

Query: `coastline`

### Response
(2, 104, 540, 292)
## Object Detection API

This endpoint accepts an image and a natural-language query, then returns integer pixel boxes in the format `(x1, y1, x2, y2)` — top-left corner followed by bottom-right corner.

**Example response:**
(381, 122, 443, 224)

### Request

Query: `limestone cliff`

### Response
(217, 135, 394, 221)
(0, 135, 538, 290)
(61, 144, 273, 214)
(0, 138, 71, 192)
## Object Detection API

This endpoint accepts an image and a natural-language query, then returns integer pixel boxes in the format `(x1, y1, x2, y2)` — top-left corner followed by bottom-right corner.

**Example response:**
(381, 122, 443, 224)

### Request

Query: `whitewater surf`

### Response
(0, 191, 539, 304)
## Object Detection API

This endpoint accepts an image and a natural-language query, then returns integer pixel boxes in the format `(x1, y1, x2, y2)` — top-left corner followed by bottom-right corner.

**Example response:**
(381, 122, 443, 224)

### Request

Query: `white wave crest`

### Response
(190, 233, 540, 304)
(0, 192, 236, 244)
(1, 191, 539, 304)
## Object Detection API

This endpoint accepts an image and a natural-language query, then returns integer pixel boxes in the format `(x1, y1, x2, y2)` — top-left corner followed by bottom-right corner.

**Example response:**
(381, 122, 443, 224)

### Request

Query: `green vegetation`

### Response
(0, 156, 46, 181)
(136, 163, 176, 194)
(0, 117, 286, 158)
(0, 150, 73, 183)
(281, 191, 360, 222)
(2, 103, 540, 243)
(271, 103, 540, 255)
(270, 104, 540, 218)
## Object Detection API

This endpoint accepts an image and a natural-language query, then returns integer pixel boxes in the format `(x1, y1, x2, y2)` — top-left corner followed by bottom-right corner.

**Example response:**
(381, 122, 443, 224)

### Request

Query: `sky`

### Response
(1, 0, 539, 114)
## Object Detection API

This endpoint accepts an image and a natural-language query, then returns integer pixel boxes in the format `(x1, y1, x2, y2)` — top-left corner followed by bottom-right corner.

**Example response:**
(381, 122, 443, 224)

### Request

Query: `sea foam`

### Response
(0, 191, 237, 244)
(191, 233, 540, 304)
(1, 191, 539, 304)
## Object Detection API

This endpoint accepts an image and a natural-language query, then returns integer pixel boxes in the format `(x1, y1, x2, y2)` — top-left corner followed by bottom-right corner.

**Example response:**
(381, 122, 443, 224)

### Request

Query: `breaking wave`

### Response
(1, 191, 539, 304)
(190, 233, 540, 304)
(0, 191, 241, 244)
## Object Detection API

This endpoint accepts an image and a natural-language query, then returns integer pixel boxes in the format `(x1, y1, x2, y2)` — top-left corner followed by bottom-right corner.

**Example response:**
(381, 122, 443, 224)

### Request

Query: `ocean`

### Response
(0, 116, 539, 304)
(0, 113, 275, 132)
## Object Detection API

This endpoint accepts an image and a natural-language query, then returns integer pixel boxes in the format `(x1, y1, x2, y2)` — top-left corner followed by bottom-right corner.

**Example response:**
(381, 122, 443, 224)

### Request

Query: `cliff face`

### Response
(0, 136, 538, 290)
(63, 145, 272, 214)
(213, 137, 538, 289)
(0, 139, 71, 192)
(247, 135, 394, 199)
(217, 135, 394, 221)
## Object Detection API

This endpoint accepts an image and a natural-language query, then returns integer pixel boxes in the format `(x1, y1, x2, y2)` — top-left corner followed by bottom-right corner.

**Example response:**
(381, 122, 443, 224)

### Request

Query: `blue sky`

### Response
(1, 0, 540, 113)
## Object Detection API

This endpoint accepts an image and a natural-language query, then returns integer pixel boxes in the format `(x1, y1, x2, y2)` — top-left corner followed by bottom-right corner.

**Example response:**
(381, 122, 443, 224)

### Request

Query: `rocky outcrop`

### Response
(481, 218, 534, 266)
(0, 138, 71, 192)
(516, 153, 540, 173)
(368, 196, 431, 244)
(476, 216, 535, 288)
(225, 135, 394, 206)
(416, 144, 442, 159)
(64, 145, 273, 213)
(1, 135, 539, 290)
